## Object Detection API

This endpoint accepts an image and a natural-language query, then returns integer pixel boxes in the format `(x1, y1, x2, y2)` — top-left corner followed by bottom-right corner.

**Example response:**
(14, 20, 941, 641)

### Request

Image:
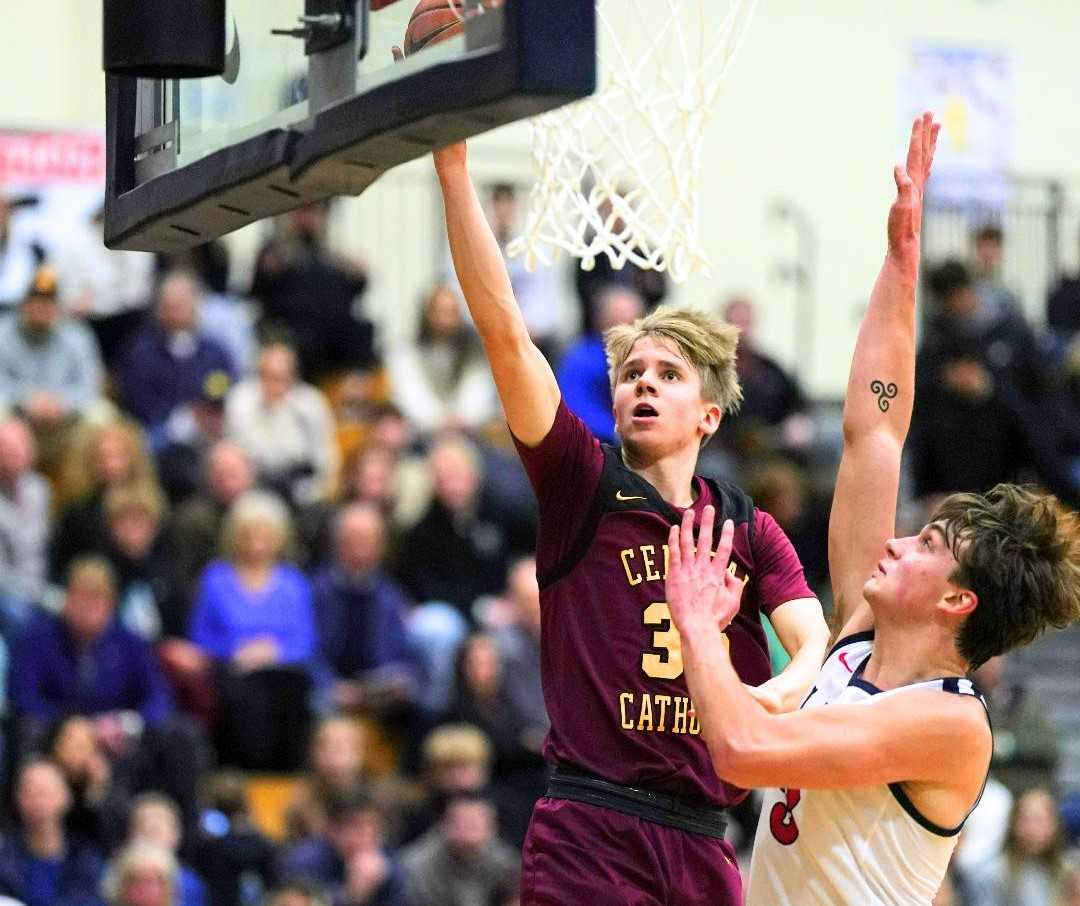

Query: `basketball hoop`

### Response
(507, 0, 758, 283)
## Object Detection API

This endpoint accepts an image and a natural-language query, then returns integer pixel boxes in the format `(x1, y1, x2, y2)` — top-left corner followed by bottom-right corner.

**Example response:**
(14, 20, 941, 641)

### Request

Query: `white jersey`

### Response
(746, 631, 989, 906)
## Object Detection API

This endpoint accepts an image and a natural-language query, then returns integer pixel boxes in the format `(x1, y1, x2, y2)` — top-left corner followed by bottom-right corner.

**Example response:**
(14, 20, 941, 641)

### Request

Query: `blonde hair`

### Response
(128, 792, 181, 837)
(66, 556, 117, 598)
(102, 842, 177, 906)
(219, 490, 292, 563)
(105, 484, 167, 524)
(604, 305, 743, 416)
(421, 723, 492, 770)
(310, 715, 366, 766)
(59, 418, 158, 506)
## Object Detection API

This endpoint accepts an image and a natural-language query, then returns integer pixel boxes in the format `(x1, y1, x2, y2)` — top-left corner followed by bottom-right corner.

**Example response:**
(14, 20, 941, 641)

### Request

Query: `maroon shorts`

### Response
(521, 797, 744, 906)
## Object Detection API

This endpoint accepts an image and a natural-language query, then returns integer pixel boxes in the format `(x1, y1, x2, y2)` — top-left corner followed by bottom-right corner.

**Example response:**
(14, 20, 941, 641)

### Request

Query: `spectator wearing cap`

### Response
(156, 369, 234, 506)
(0, 415, 51, 637)
(114, 270, 235, 446)
(0, 264, 104, 473)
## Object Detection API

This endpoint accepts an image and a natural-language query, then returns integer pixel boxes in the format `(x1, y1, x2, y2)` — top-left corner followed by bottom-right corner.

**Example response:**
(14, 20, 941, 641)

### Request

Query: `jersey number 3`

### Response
(769, 788, 802, 845)
(641, 602, 684, 679)
(641, 603, 730, 680)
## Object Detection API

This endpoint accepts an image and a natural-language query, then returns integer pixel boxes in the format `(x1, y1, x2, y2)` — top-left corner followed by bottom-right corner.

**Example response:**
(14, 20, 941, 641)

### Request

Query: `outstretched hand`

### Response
(666, 506, 744, 642)
(888, 112, 940, 263)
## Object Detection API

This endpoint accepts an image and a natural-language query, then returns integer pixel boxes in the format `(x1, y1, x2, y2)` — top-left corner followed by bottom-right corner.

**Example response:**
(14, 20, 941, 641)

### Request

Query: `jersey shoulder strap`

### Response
(537, 447, 755, 589)
(700, 476, 756, 548)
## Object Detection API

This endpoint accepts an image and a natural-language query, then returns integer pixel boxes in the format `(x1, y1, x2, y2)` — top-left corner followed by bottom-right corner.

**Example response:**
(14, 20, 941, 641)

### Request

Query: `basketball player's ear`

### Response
(941, 587, 978, 618)
(699, 401, 722, 438)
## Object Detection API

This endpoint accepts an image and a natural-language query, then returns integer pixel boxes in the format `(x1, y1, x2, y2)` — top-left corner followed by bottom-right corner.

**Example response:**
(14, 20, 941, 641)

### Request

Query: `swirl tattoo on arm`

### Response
(871, 380, 899, 412)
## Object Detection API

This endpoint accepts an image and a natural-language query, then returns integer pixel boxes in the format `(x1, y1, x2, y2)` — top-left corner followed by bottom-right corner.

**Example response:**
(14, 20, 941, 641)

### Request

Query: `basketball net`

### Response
(507, 0, 758, 283)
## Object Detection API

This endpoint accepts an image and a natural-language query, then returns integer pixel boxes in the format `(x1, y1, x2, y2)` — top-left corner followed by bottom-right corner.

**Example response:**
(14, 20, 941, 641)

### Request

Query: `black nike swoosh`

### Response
(222, 18, 240, 84)
(407, 19, 462, 55)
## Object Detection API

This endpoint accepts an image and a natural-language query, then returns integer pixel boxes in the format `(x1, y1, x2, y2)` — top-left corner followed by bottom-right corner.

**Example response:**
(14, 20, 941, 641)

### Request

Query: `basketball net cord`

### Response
(505, 0, 758, 283)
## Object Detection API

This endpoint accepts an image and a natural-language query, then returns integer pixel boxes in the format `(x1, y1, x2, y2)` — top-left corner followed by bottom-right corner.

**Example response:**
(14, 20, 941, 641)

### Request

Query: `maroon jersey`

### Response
(514, 401, 815, 809)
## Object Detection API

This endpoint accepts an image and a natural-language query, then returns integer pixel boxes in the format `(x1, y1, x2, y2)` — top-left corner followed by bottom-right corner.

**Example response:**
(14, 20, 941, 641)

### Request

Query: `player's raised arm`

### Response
(433, 143, 561, 447)
(828, 113, 940, 638)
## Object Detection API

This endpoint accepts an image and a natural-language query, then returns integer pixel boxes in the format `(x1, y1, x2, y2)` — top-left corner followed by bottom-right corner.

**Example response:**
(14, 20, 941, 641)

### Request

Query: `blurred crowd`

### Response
(0, 184, 1077, 906)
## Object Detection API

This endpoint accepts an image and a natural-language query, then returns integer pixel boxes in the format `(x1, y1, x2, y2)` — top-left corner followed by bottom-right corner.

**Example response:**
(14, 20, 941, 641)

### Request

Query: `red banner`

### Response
(0, 131, 105, 186)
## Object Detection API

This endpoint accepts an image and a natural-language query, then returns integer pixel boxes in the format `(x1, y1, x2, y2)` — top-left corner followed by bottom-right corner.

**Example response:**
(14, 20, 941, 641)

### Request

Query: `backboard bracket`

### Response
(104, 0, 596, 252)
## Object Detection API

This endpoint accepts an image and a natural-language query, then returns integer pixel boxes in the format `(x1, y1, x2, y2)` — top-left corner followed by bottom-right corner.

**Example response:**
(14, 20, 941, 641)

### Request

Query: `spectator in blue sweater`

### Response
(188, 490, 316, 770)
(0, 758, 106, 906)
(312, 503, 416, 718)
(114, 270, 235, 446)
(10, 558, 208, 836)
(555, 286, 644, 444)
(10, 557, 173, 754)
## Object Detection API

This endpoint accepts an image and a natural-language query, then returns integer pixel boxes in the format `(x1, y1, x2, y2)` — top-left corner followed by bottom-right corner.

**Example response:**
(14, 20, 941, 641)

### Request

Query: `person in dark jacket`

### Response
(50, 419, 160, 584)
(190, 772, 278, 906)
(312, 504, 416, 717)
(114, 270, 235, 444)
(10, 558, 174, 747)
(393, 436, 514, 620)
(279, 790, 405, 906)
(0, 758, 106, 906)
(251, 203, 376, 384)
(911, 259, 1079, 505)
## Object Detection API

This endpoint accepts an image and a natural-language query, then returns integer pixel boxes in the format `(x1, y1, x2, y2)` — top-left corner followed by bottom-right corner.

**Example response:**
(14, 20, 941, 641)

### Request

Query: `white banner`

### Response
(902, 42, 1014, 207)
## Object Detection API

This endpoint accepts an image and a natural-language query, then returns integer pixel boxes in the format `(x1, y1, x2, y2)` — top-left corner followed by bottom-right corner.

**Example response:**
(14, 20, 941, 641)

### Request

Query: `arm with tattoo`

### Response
(827, 114, 941, 639)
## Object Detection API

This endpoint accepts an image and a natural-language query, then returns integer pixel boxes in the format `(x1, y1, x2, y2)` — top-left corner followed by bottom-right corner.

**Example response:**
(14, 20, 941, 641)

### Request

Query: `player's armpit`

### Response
(714, 689, 990, 796)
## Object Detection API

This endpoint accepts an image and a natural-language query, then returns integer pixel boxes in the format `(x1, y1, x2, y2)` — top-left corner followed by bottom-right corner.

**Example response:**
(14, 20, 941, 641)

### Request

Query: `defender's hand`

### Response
(888, 112, 940, 266)
(666, 506, 744, 640)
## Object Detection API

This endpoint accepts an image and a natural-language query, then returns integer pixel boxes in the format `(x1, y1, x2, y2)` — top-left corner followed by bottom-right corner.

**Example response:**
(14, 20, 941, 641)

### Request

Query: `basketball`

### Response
(404, 0, 465, 57)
